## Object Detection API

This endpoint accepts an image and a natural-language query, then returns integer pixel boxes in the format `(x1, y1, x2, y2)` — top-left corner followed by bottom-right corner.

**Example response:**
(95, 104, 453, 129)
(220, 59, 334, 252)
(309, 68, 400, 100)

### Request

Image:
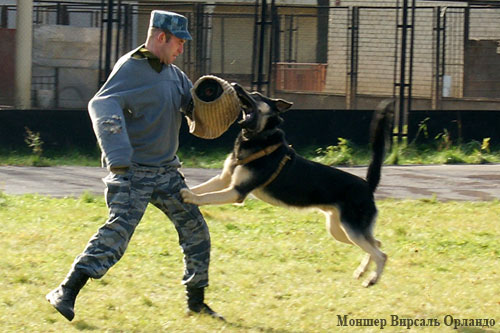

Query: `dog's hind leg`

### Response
(353, 237, 383, 280)
(322, 208, 353, 245)
(353, 254, 372, 280)
(342, 224, 387, 287)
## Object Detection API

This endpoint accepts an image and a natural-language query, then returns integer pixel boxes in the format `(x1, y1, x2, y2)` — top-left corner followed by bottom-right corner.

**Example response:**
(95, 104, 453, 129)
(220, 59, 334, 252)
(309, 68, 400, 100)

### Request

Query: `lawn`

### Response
(0, 193, 498, 332)
(2, 139, 500, 169)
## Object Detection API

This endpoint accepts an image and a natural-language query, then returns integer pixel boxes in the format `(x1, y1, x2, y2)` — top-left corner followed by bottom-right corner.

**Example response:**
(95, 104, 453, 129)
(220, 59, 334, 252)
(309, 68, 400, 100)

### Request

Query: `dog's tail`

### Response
(366, 99, 394, 193)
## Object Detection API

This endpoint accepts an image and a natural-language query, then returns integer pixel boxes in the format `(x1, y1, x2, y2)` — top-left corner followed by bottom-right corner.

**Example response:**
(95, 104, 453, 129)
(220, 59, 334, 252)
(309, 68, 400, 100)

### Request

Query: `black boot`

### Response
(186, 287, 225, 321)
(46, 269, 89, 321)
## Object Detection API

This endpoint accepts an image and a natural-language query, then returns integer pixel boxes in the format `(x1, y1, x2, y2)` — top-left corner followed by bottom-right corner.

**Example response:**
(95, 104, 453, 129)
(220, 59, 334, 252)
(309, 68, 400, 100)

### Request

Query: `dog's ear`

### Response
(274, 98, 293, 113)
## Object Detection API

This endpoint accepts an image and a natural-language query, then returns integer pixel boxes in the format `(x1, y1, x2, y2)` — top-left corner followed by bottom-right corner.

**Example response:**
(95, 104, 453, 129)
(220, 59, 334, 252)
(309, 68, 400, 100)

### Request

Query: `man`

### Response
(46, 10, 223, 321)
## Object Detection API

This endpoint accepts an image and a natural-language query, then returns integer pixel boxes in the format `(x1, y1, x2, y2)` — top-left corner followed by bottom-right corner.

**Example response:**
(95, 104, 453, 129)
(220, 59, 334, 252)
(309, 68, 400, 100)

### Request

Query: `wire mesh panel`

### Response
(356, 7, 399, 97)
(3, 1, 500, 111)
(442, 7, 465, 99)
(407, 7, 435, 99)
(0, 5, 15, 29)
(274, 63, 327, 91)
(276, 11, 318, 63)
(324, 7, 350, 95)
(273, 6, 323, 92)
(31, 73, 57, 108)
(464, 7, 500, 99)
(209, 13, 255, 86)
(0, 26, 15, 106)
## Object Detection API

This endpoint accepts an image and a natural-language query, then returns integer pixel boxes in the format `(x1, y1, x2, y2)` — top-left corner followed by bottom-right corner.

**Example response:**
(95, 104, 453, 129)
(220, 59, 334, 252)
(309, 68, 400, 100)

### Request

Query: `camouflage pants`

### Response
(72, 165, 210, 288)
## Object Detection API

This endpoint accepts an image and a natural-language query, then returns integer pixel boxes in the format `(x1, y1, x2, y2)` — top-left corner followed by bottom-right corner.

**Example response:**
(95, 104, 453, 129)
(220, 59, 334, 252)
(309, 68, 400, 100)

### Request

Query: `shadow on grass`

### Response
(73, 320, 99, 331)
(222, 318, 304, 333)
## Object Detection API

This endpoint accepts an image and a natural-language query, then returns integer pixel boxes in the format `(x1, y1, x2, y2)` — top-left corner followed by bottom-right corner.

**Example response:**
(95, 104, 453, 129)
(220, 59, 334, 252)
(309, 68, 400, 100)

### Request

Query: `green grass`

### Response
(0, 147, 102, 167)
(306, 140, 500, 167)
(2, 139, 500, 169)
(177, 147, 231, 169)
(0, 193, 498, 332)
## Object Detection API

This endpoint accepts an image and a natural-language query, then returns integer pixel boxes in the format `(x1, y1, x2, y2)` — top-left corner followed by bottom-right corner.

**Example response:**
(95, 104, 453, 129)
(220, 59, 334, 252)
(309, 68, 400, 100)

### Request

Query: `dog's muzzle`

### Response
(232, 83, 257, 128)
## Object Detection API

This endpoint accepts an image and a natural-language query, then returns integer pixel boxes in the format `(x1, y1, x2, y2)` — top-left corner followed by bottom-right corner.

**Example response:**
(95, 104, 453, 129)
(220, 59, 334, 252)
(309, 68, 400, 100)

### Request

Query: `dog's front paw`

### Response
(180, 188, 199, 205)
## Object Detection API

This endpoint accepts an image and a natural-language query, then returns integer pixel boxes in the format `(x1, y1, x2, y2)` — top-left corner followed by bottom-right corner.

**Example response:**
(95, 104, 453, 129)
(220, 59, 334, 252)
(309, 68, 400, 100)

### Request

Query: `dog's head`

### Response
(232, 83, 293, 138)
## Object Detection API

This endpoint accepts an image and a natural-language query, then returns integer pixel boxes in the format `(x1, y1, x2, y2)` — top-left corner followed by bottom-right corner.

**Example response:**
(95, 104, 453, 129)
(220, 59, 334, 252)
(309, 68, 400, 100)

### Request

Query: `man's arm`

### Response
(88, 93, 133, 171)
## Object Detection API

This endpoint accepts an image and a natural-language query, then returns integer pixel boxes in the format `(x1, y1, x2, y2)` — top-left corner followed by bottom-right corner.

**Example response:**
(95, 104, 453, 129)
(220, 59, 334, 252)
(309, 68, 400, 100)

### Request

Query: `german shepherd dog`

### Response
(181, 84, 394, 287)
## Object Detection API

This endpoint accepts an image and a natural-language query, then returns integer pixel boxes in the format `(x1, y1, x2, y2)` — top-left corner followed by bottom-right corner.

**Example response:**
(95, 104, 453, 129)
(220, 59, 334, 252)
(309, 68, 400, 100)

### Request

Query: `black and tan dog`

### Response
(181, 84, 394, 287)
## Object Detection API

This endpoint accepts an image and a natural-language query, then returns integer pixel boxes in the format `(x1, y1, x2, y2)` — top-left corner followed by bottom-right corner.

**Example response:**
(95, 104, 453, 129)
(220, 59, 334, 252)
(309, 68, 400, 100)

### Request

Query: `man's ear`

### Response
(158, 30, 171, 43)
(274, 99, 293, 113)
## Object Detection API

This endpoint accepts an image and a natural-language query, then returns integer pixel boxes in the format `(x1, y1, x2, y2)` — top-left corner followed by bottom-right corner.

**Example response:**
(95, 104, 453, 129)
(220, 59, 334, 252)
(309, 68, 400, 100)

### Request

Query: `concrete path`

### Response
(0, 164, 499, 201)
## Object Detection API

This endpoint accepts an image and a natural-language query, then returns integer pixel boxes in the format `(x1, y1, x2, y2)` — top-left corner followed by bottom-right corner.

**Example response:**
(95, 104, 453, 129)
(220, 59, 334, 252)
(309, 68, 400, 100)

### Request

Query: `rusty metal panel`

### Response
(0, 28, 15, 107)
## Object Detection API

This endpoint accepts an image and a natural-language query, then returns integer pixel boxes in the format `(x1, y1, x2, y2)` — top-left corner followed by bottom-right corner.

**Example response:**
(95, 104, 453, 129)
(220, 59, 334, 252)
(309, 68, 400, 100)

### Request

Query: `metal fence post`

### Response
(395, 0, 415, 144)
(432, 6, 446, 110)
(104, 0, 114, 82)
(0, 5, 7, 28)
(56, 3, 69, 25)
(195, 4, 204, 78)
(15, 0, 32, 109)
(316, 1, 329, 64)
(267, 0, 277, 95)
(114, 0, 122, 63)
(407, 0, 416, 120)
(347, 6, 359, 110)
(256, 0, 267, 93)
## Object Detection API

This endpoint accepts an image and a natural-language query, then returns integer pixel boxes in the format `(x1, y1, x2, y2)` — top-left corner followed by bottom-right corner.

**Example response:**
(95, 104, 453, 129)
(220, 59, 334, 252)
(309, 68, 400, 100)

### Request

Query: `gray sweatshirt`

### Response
(88, 46, 192, 169)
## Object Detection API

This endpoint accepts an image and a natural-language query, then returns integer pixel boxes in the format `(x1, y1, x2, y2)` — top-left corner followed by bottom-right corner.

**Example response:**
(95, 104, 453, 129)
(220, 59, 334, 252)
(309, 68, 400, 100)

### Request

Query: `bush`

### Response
(314, 138, 354, 166)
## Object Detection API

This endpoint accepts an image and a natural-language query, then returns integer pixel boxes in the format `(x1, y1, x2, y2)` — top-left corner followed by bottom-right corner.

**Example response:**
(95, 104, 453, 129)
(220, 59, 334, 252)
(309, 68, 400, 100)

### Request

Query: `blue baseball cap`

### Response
(150, 10, 192, 41)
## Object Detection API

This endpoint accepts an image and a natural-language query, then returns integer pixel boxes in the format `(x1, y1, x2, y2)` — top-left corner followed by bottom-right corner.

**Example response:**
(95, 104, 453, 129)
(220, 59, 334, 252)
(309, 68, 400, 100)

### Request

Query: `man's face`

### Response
(159, 33, 186, 64)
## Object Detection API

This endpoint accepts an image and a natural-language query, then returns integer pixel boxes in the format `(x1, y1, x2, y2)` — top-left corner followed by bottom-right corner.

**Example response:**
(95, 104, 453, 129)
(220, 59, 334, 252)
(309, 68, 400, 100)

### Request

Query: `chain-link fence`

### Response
(1, 1, 499, 111)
